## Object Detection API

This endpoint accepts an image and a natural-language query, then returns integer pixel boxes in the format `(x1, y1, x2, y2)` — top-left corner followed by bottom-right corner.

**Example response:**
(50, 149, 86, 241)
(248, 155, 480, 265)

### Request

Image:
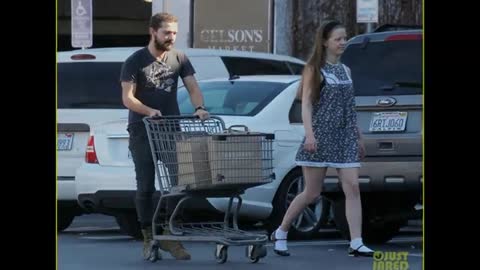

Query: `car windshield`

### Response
(341, 38, 422, 96)
(58, 62, 124, 109)
(178, 81, 288, 116)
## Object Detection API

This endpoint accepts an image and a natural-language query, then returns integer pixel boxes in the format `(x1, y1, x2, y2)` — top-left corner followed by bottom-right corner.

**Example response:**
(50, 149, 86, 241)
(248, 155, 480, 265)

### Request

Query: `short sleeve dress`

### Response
(295, 62, 361, 168)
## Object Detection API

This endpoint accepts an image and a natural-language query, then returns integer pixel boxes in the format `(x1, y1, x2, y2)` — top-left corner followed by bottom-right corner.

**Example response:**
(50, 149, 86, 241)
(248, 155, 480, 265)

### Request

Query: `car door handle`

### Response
(378, 141, 394, 150)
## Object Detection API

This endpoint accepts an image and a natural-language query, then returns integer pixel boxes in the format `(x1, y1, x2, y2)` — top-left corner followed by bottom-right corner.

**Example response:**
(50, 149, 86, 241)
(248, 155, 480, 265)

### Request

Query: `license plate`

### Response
(369, 112, 408, 132)
(57, 133, 74, 151)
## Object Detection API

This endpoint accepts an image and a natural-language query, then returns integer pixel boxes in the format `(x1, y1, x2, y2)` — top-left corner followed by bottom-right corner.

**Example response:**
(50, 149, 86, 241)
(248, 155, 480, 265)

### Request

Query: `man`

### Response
(120, 12, 209, 260)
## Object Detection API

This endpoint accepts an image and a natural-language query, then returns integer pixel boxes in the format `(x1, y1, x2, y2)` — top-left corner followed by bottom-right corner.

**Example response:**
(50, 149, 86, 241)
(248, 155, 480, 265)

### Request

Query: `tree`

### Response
(291, 0, 422, 60)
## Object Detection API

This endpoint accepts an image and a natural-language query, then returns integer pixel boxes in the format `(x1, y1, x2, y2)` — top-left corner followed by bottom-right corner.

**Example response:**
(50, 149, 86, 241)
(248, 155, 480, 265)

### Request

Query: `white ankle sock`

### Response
(350, 238, 373, 252)
(274, 228, 288, 251)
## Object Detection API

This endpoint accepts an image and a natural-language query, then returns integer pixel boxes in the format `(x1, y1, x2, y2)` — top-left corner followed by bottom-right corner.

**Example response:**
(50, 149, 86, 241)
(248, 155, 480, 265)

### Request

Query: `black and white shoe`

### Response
(270, 231, 290, 256)
(348, 245, 374, 257)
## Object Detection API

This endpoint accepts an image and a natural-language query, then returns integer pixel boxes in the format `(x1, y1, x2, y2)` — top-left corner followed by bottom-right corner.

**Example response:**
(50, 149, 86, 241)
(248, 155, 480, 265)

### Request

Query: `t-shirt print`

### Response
(144, 61, 175, 92)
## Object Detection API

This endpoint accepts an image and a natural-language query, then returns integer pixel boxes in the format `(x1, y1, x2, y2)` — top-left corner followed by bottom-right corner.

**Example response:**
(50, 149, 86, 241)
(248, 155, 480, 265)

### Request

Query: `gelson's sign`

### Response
(193, 0, 272, 53)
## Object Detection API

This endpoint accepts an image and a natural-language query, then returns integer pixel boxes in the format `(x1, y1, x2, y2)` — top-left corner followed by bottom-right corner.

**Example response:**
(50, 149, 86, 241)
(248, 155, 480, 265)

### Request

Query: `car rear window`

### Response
(287, 63, 304, 75)
(221, 57, 296, 75)
(341, 38, 422, 96)
(178, 81, 288, 116)
(57, 62, 124, 109)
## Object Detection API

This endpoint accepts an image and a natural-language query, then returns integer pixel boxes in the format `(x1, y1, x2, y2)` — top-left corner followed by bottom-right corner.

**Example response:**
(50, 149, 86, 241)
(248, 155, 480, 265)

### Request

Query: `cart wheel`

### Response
(246, 245, 267, 263)
(148, 242, 162, 262)
(249, 256, 260, 263)
(215, 245, 228, 264)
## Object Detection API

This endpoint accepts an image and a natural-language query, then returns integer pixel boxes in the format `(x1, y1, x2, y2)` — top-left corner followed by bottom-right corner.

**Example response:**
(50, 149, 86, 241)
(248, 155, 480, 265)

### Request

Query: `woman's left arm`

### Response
(356, 126, 363, 140)
(357, 126, 365, 159)
(346, 65, 365, 158)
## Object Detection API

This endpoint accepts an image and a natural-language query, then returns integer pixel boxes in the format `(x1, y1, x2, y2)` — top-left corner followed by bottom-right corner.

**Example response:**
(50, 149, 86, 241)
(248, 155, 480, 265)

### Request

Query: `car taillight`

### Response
(70, 54, 96, 60)
(385, 34, 422, 41)
(85, 135, 98, 164)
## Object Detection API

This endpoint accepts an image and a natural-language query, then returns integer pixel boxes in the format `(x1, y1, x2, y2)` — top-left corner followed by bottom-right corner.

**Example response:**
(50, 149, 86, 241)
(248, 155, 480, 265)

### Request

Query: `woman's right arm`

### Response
(301, 66, 318, 152)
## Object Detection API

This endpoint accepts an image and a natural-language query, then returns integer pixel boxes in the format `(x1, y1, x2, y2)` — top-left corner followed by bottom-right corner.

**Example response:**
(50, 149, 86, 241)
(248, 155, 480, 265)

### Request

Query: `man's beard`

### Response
(154, 36, 173, 51)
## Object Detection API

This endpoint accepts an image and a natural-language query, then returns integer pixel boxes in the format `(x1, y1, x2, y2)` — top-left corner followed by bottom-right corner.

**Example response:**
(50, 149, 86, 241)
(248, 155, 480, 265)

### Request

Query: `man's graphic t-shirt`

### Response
(120, 47, 195, 124)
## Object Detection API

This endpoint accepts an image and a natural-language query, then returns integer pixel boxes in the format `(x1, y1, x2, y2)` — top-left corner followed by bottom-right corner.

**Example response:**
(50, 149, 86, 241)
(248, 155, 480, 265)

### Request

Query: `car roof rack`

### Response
(373, 24, 422, 32)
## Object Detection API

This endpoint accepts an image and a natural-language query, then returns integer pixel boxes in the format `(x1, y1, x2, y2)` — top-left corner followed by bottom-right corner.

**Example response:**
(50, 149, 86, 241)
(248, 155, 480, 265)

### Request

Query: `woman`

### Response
(271, 20, 375, 257)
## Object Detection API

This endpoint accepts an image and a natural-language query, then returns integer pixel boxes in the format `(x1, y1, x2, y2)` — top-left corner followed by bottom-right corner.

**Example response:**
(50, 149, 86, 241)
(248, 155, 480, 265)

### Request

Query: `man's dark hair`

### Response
(150, 12, 178, 30)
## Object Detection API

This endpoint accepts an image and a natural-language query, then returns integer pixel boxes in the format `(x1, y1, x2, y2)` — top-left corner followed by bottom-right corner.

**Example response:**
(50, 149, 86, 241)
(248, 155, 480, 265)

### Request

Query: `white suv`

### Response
(57, 47, 305, 232)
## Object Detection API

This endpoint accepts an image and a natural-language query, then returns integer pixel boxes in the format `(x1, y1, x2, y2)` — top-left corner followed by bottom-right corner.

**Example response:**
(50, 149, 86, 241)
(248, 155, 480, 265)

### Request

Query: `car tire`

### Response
(115, 211, 142, 239)
(332, 197, 403, 244)
(268, 168, 329, 239)
(57, 209, 76, 232)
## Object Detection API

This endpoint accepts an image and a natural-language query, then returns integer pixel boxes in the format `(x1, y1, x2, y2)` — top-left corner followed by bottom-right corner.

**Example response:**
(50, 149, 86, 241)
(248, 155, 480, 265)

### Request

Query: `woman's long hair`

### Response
(298, 20, 344, 103)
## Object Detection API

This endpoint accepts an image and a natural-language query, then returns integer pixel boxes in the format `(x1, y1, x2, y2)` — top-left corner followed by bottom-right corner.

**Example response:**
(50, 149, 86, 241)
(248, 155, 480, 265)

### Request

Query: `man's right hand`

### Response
(194, 109, 210, 120)
(148, 109, 162, 117)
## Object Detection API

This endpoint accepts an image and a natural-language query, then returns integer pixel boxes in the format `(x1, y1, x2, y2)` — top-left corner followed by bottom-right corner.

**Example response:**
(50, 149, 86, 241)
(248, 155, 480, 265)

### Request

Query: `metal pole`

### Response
(366, 23, 373, 33)
(152, 0, 162, 13)
(163, 0, 169, 11)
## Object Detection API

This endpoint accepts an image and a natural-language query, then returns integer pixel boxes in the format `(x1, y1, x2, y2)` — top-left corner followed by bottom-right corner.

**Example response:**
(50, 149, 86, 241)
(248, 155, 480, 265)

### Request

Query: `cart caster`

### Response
(148, 241, 162, 262)
(215, 244, 228, 264)
(246, 244, 267, 263)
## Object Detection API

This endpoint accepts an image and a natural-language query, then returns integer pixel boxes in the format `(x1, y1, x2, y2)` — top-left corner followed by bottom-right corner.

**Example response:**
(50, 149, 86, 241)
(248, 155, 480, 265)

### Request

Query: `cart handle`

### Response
(227, 125, 250, 133)
(143, 115, 226, 130)
(147, 115, 203, 120)
(145, 115, 223, 121)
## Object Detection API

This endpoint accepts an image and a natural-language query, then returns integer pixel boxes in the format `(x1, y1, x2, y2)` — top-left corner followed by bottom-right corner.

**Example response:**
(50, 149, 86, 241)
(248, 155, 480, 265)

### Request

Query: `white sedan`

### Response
(75, 75, 330, 239)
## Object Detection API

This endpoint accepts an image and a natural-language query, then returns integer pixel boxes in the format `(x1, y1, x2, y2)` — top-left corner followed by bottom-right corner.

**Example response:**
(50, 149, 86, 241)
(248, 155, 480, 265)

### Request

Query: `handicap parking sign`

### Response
(71, 0, 92, 48)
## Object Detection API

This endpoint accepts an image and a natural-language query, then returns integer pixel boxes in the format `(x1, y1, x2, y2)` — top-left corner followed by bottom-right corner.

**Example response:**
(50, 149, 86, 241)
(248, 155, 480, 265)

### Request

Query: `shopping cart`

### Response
(143, 115, 275, 264)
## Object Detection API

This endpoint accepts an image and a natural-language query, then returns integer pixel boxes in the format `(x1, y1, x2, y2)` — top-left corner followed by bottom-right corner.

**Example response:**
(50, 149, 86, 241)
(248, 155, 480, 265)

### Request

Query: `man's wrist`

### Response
(195, 105, 206, 112)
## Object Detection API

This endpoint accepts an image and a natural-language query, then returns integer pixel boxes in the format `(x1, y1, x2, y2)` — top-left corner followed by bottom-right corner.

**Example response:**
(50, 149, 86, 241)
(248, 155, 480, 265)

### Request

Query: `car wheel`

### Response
(269, 169, 329, 239)
(115, 211, 142, 239)
(57, 209, 75, 232)
(332, 197, 403, 244)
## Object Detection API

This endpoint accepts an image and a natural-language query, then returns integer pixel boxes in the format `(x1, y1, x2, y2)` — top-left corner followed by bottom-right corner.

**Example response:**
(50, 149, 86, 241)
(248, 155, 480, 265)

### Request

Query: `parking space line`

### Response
(65, 226, 120, 232)
(265, 236, 422, 247)
(81, 236, 133, 240)
(408, 253, 423, 257)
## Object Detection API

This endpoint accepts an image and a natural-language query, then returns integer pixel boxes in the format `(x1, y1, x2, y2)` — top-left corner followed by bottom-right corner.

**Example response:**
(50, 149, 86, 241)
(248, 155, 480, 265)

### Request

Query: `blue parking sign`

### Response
(71, 0, 92, 48)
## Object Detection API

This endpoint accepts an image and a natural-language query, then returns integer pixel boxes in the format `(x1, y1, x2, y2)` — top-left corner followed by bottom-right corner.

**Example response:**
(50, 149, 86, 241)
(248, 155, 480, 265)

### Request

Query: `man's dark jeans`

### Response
(127, 121, 180, 230)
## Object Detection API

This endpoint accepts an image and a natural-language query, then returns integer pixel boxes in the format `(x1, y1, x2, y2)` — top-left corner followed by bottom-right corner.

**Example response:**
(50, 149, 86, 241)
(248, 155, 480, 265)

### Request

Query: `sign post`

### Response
(71, 0, 92, 49)
(356, 0, 378, 33)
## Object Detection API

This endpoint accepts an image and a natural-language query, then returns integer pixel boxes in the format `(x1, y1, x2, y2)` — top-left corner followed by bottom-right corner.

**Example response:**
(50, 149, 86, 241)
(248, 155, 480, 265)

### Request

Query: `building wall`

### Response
(57, 0, 151, 50)
(155, 0, 422, 58)
(57, 0, 422, 57)
(58, 0, 151, 35)
(152, 0, 191, 49)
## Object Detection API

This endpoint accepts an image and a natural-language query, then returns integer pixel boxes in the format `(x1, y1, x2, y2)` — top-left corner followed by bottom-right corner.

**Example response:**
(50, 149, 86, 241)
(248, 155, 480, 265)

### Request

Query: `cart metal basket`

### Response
(143, 115, 275, 263)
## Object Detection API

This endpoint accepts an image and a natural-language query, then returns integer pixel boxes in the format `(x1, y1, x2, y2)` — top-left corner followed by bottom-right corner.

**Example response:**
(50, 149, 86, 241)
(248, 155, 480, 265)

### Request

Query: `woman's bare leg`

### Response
(273, 167, 327, 255)
(338, 168, 374, 256)
(338, 168, 362, 239)
(279, 167, 327, 231)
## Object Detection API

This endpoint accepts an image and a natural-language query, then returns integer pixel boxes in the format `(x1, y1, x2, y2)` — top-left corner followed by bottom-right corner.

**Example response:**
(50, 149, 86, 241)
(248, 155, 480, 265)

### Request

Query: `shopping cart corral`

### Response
(143, 115, 275, 264)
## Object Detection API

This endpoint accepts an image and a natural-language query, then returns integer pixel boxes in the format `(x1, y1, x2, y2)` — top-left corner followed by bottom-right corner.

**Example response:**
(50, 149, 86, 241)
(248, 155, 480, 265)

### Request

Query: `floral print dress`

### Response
(295, 62, 361, 168)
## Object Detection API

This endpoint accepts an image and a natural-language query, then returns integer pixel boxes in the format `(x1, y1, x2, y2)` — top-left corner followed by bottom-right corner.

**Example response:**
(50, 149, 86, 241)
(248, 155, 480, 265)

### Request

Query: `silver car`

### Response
(320, 28, 423, 243)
